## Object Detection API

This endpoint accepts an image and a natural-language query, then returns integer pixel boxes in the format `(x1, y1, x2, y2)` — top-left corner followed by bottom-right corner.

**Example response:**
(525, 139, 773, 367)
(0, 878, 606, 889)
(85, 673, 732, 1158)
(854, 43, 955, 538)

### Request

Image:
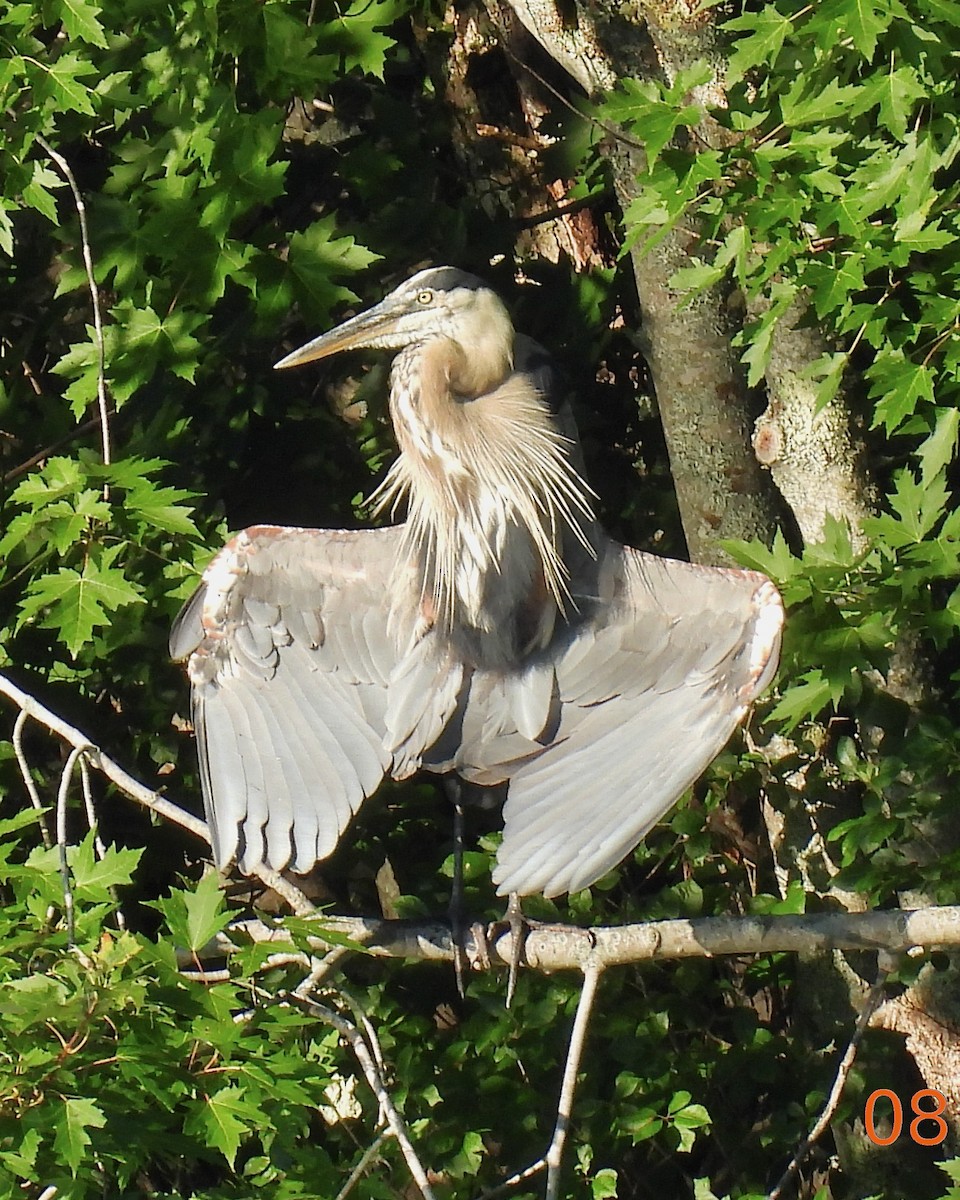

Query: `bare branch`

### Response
(56, 745, 87, 944)
(546, 964, 602, 1200)
(0, 670, 208, 842)
(286, 990, 438, 1200)
(335, 1132, 390, 1200)
(223, 906, 960, 972)
(768, 966, 891, 1200)
(2, 415, 104, 486)
(13, 709, 52, 848)
(479, 967, 602, 1200)
(77, 754, 127, 931)
(35, 136, 111, 479)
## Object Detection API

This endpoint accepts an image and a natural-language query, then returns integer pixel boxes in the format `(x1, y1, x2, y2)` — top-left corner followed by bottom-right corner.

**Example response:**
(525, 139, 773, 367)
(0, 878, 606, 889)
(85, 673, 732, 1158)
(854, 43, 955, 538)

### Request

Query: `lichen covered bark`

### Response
(618, 198, 782, 562)
(752, 295, 876, 551)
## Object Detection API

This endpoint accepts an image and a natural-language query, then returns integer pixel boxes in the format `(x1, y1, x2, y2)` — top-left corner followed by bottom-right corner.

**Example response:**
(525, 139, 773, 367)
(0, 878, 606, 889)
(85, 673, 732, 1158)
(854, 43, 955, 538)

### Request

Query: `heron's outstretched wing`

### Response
(490, 544, 783, 898)
(171, 525, 415, 874)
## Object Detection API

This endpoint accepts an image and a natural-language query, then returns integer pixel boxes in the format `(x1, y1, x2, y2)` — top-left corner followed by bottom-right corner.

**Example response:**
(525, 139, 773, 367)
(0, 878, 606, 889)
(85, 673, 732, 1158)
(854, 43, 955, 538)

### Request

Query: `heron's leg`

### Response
(504, 892, 527, 1009)
(484, 892, 530, 1009)
(444, 777, 468, 998)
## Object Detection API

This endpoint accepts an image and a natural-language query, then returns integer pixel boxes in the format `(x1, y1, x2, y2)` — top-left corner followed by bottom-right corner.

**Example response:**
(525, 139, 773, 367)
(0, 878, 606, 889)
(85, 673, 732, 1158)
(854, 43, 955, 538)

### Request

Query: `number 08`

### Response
(864, 1089, 948, 1146)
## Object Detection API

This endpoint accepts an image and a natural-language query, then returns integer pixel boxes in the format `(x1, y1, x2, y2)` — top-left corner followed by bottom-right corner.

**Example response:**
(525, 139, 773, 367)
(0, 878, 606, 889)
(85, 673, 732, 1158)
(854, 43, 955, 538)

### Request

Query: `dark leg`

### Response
(487, 888, 525, 1008)
(444, 777, 468, 998)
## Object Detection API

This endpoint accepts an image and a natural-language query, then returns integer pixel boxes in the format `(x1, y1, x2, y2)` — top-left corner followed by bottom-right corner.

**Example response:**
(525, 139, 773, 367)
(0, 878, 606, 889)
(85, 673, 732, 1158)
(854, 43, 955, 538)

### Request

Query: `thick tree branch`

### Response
(220, 906, 960, 971)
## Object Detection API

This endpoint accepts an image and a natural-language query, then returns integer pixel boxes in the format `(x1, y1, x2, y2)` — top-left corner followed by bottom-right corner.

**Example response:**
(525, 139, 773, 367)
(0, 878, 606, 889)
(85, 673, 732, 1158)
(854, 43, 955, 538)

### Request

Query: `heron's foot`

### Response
(449, 904, 468, 1000)
(449, 914, 492, 997)
(488, 892, 539, 1009)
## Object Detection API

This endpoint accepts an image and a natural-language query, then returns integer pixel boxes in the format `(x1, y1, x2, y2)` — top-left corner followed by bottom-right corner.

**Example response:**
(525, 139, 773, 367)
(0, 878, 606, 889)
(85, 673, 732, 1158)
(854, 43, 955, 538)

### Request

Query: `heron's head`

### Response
(274, 267, 515, 392)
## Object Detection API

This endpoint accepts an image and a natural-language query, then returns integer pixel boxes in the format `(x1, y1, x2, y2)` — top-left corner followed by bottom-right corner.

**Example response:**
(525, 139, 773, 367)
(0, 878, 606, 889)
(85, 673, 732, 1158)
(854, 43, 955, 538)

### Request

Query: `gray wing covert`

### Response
(171, 525, 410, 875)
(492, 544, 784, 898)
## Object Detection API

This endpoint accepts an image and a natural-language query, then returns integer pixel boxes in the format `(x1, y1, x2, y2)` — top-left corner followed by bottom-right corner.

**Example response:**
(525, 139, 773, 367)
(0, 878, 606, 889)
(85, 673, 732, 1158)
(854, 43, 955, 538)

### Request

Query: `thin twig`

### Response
(34, 135, 111, 482)
(330, 982, 390, 1124)
(12, 709, 52, 847)
(0, 670, 209, 841)
(56, 745, 88, 945)
(545, 965, 602, 1200)
(513, 191, 612, 230)
(284, 990, 438, 1200)
(767, 968, 891, 1200)
(482, 1156, 547, 1200)
(500, 41, 645, 154)
(294, 968, 389, 1123)
(2, 415, 103, 485)
(335, 1131, 390, 1200)
(78, 754, 127, 931)
(482, 965, 603, 1200)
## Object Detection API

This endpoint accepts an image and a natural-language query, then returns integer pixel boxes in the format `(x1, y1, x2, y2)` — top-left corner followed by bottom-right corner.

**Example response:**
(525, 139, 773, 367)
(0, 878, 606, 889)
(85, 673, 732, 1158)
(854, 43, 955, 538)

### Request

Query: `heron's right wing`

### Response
(171, 525, 412, 875)
(491, 544, 783, 898)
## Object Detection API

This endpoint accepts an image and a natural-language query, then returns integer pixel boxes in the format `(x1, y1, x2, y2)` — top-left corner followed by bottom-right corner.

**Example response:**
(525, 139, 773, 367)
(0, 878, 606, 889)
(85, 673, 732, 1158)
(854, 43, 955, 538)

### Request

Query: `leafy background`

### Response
(1, 0, 960, 1197)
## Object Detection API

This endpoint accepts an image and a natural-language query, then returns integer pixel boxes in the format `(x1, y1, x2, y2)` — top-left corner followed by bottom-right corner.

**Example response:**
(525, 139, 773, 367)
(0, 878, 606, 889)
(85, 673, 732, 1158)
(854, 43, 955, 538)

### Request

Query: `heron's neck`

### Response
(371, 347, 597, 658)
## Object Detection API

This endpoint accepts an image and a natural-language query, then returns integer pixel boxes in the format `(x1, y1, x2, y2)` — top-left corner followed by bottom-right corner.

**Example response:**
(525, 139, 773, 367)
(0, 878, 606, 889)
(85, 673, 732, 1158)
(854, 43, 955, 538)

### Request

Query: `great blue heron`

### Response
(171, 267, 783, 900)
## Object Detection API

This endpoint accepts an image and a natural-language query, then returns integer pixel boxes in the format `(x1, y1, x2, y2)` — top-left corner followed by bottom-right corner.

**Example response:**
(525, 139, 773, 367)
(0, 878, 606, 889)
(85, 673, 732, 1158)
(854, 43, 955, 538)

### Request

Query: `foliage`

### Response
(0, 813, 373, 1199)
(2, 0, 960, 1198)
(604, 0, 960, 910)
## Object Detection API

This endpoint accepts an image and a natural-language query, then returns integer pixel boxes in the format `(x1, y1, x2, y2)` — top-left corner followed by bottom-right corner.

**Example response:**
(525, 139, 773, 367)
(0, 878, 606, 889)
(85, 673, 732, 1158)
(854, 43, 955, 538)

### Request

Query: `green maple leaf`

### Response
(288, 216, 380, 321)
(867, 349, 935, 432)
(327, 0, 404, 78)
(18, 547, 144, 657)
(44, 53, 98, 115)
(153, 871, 232, 952)
(184, 1085, 257, 1167)
(725, 7, 793, 82)
(69, 835, 143, 898)
(54, 1097, 106, 1175)
(918, 408, 960, 485)
(860, 65, 926, 138)
(57, 0, 109, 47)
(769, 670, 836, 730)
(844, 0, 894, 58)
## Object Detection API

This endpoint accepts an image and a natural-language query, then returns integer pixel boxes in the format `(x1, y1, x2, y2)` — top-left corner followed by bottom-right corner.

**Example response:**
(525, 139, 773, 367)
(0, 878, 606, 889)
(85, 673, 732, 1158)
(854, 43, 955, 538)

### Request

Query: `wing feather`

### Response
(176, 522, 781, 898)
(492, 543, 783, 897)
(177, 526, 409, 875)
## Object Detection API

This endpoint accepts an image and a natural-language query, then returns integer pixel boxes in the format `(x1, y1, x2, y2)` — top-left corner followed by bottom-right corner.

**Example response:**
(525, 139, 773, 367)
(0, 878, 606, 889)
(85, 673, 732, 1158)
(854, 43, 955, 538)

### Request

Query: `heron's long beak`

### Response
(273, 300, 403, 370)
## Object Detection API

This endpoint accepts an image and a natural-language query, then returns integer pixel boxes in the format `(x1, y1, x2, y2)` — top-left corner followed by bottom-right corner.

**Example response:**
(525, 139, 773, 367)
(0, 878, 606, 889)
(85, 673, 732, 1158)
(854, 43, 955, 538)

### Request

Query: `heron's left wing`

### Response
(491, 544, 783, 898)
(171, 525, 411, 875)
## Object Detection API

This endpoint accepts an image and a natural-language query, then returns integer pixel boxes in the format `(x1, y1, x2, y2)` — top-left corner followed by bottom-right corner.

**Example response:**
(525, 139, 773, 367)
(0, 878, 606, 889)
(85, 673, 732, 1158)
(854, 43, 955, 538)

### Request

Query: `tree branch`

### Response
(220, 906, 960, 972)
(0, 670, 315, 916)
(35, 135, 111, 481)
(0, 670, 208, 842)
(768, 965, 891, 1200)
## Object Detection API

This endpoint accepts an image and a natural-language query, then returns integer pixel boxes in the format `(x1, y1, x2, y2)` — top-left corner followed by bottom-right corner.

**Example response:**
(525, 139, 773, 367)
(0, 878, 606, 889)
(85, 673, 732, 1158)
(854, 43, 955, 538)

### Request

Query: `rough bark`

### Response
(500, 0, 784, 564)
(426, 0, 607, 271)
(872, 964, 960, 1132)
(220, 904, 960, 972)
(618, 204, 784, 561)
(752, 294, 876, 551)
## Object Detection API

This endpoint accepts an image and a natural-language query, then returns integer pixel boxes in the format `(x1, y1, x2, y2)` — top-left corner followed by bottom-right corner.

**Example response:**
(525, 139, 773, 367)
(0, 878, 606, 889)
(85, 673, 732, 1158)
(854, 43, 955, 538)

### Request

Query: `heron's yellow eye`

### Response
(417, 290, 434, 305)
